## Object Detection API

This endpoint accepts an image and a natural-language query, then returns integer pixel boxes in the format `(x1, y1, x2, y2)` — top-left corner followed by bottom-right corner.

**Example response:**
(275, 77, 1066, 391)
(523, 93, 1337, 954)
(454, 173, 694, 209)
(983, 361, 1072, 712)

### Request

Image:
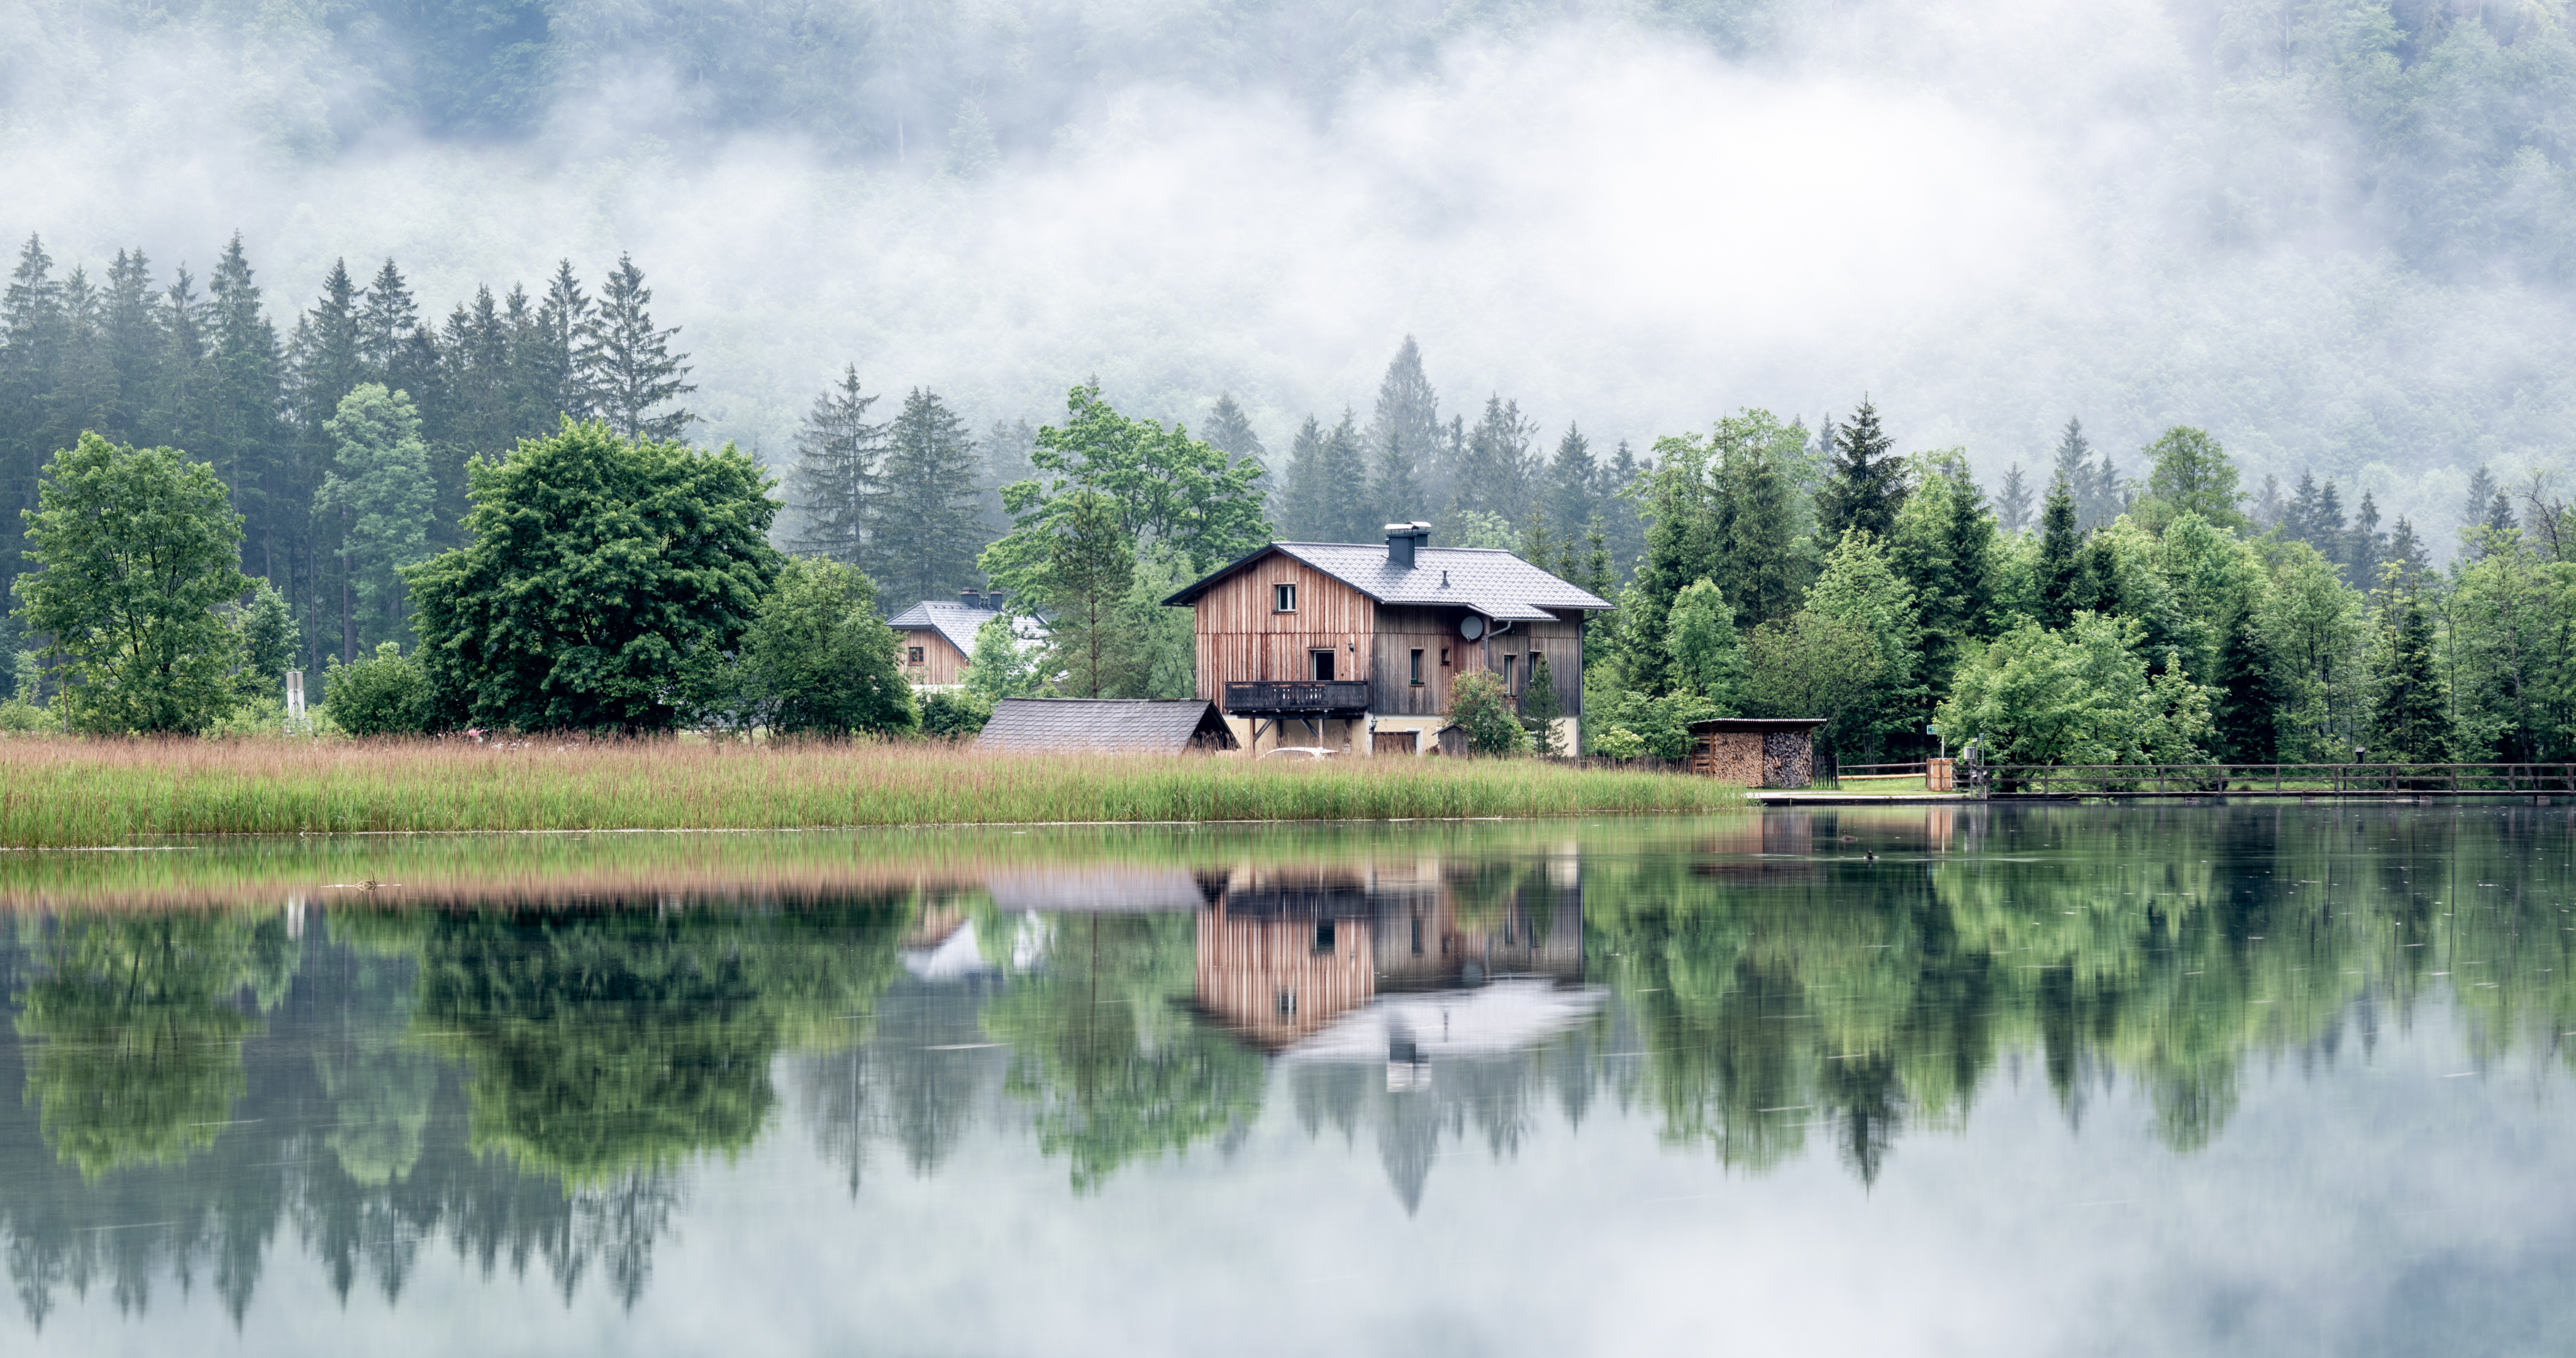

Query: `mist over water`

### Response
(7, 0, 2573, 541)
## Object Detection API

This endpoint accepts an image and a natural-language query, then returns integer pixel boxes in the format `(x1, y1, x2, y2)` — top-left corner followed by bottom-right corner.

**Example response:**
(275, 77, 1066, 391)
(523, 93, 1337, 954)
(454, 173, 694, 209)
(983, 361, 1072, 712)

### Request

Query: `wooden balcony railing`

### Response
(1223, 680, 1372, 715)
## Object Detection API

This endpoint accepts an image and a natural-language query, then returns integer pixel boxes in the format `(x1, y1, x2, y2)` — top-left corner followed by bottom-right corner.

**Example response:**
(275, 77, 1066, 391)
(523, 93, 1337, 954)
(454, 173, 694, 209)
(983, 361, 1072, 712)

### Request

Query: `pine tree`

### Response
(1201, 393, 1264, 472)
(2211, 611, 2279, 763)
(1318, 411, 1372, 541)
(2314, 478, 2348, 558)
(1371, 424, 1421, 525)
(579, 254, 694, 441)
(2281, 470, 2323, 546)
(1712, 418, 1806, 629)
(2463, 464, 2501, 539)
(1366, 336, 1442, 512)
(529, 260, 591, 422)
(1278, 415, 1327, 539)
(877, 387, 982, 604)
(1996, 462, 2032, 534)
(1045, 489, 1145, 698)
(1604, 439, 1647, 575)
(1816, 397, 1906, 543)
(2349, 491, 2386, 584)
(358, 258, 418, 379)
(2250, 473, 2283, 529)
(2368, 589, 2448, 761)
(2049, 417, 2096, 529)
(205, 234, 288, 582)
(102, 250, 166, 441)
(1452, 395, 1537, 526)
(292, 260, 367, 436)
(2384, 517, 2431, 593)
(786, 366, 889, 574)
(3, 236, 67, 593)
(1545, 423, 1598, 541)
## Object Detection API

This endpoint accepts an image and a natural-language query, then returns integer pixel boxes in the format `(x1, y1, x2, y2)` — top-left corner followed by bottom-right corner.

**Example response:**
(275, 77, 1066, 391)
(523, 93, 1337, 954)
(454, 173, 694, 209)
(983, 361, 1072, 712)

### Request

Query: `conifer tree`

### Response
(980, 416, 1038, 538)
(1201, 393, 1264, 472)
(2349, 492, 2385, 583)
(1604, 438, 1646, 575)
(877, 387, 982, 604)
(1996, 462, 2031, 534)
(1711, 412, 1807, 629)
(2250, 473, 2283, 529)
(2463, 465, 2501, 540)
(2036, 474, 2080, 629)
(530, 260, 591, 422)
(1318, 411, 1372, 541)
(1366, 336, 1441, 511)
(1045, 489, 1145, 698)
(1815, 397, 1906, 544)
(292, 260, 367, 437)
(786, 365, 889, 574)
(1277, 415, 1327, 539)
(2368, 588, 2448, 761)
(102, 250, 166, 441)
(2281, 470, 2323, 547)
(358, 258, 418, 378)
(2314, 478, 2348, 557)
(2049, 417, 2096, 529)
(1452, 395, 1537, 526)
(318, 384, 434, 652)
(2211, 611, 2279, 763)
(1546, 424, 1598, 541)
(579, 254, 695, 441)
(1371, 424, 1421, 525)
(205, 235, 288, 582)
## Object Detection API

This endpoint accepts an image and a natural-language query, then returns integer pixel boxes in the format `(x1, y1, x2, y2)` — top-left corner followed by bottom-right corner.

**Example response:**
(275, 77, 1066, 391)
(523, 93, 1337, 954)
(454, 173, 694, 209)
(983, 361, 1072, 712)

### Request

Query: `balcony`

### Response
(1224, 680, 1371, 715)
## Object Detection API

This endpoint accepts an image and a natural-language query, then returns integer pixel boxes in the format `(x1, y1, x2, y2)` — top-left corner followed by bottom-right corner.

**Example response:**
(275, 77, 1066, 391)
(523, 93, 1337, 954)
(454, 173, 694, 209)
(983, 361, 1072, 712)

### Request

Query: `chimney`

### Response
(985, 590, 1008, 613)
(960, 590, 984, 609)
(1385, 521, 1431, 569)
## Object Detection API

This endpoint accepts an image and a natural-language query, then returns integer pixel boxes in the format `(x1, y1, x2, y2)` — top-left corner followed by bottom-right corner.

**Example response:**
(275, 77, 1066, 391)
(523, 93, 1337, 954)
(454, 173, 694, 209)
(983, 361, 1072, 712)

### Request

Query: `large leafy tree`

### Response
(2138, 426, 2246, 532)
(734, 556, 916, 736)
(980, 380, 1267, 597)
(13, 434, 251, 732)
(318, 383, 435, 653)
(1936, 613, 2212, 768)
(402, 420, 779, 731)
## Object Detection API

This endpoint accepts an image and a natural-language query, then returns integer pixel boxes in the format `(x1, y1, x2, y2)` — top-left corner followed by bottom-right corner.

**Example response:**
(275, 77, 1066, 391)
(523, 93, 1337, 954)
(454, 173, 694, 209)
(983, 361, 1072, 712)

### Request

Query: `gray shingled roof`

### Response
(887, 600, 1001, 655)
(1165, 542, 1613, 619)
(975, 698, 1238, 754)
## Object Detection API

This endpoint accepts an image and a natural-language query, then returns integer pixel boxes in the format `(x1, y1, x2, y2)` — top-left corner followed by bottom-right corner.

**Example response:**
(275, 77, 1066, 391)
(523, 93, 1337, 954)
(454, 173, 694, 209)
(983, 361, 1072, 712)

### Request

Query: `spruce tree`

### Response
(1546, 423, 1598, 541)
(1366, 336, 1442, 511)
(1277, 415, 1327, 539)
(1712, 417, 1806, 629)
(358, 258, 418, 378)
(2250, 473, 2282, 530)
(877, 387, 982, 604)
(2049, 417, 2095, 529)
(1045, 489, 1145, 698)
(206, 235, 288, 582)
(1201, 393, 1264, 473)
(2314, 478, 2348, 558)
(2349, 491, 2385, 583)
(1996, 462, 2031, 534)
(579, 254, 695, 441)
(980, 416, 1038, 538)
(2036, 475, 2081, 629)
(1604, 438, 1646, 575)
(102, 250, 167, 441)
(1371, 424, 1421, 525)
(2282, 471, 2323, 548)
(2211, 611, 2279, 763)
(1452, 395, 1537, 526)
(2368, 590, 2449, 761)
(1815, 397, 1906, 544)
(292, 260, 367, 437)
(2384, 517, 2431, 593)
(2463, 465, 2501, 537)
(786, 365, 889, 575)
(530, 260, 591, 422)
(3, 237, 67, 591)
(1317, 410, 1372, 542)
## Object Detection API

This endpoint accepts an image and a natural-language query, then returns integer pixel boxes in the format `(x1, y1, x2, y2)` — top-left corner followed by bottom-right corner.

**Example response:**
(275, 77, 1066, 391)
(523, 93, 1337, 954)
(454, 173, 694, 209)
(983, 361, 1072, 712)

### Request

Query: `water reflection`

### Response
(0, 804, 2567, 1328)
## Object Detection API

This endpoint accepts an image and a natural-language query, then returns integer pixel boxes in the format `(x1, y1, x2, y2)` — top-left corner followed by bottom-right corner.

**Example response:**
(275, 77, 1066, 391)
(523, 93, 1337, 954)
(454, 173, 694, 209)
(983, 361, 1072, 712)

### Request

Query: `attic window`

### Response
(1274, 583, 1297, 612)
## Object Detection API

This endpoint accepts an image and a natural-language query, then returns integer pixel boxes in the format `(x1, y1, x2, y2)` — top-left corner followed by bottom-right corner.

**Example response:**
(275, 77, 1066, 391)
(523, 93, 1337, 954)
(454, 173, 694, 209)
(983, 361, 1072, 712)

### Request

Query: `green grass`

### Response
(0, 736, 1745, 849)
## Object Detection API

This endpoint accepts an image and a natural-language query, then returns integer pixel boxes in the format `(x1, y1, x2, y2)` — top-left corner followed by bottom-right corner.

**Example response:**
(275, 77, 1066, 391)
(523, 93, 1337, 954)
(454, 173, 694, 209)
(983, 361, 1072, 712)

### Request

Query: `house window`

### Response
(1274, 583, 1297, 612)
(1409, 649, 1424, 685)
(1313, 920, 1336, 954)
(1501, 654, 1518, 692)
(1277, 989, 1297, 1017)
(1440, 647, 1450, 667)
(1529, 652, 1543, 687)
(1310, 649, 1335, 682)
(907, 646, 924, 664)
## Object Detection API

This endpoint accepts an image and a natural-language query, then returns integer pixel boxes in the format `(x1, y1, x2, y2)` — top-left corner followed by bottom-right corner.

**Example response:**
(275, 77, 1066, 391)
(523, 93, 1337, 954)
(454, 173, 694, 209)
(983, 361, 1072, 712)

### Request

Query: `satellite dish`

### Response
(1458, 615, 1485, 640)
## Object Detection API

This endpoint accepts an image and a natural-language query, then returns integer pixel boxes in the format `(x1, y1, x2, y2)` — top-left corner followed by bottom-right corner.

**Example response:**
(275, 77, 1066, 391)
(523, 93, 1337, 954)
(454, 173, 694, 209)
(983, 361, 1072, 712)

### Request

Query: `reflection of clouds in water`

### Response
(1276, 979, 1608, 1065)
(900, 919, 992, 982)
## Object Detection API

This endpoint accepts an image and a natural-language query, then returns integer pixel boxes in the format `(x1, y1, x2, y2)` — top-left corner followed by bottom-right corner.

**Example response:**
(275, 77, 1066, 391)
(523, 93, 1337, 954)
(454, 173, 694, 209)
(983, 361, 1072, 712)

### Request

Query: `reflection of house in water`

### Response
(1191, 861, 1604, 1212)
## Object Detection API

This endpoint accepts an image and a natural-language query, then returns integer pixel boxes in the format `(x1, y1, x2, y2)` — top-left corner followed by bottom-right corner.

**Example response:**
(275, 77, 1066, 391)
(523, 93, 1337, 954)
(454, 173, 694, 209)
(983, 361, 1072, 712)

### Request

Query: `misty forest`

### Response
(3, 0, 2575, 762)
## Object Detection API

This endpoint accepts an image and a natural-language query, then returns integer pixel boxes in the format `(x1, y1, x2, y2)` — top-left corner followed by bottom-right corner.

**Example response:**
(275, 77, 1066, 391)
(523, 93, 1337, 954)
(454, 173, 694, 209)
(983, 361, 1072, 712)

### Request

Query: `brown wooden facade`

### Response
(898, 629, 970, 687)
(1186, 557, 1585, 739)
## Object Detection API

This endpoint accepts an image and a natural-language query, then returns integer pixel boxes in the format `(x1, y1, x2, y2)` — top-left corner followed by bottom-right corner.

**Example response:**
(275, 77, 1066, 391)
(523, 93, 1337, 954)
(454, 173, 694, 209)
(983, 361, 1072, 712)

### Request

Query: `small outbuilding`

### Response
(975, 698, 1240, 754)
(1685, 717, 1826, 788)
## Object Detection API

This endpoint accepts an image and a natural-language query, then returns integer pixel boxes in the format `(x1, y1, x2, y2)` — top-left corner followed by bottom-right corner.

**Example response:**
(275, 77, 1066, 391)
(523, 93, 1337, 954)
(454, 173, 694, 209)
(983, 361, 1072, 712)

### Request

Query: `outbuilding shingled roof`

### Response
(1163, 542, 1613, 619)
(974, 698, 1238, 754)
(886, 600, 1001, 655)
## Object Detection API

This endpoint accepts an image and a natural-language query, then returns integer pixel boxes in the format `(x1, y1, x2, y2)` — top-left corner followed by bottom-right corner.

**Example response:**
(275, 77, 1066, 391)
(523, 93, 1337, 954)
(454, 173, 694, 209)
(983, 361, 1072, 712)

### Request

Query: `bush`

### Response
(0, 698, 56, 734)
(1592, 726, 1645, 761)
(919, 690, 993, 740)
(323, 643, 432, 736)
(1447, 672, 1531, 756)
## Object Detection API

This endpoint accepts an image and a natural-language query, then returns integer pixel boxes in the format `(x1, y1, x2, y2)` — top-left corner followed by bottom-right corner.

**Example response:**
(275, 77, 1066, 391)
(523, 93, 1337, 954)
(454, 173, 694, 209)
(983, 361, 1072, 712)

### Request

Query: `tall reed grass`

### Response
(0, 737, 1742, 847)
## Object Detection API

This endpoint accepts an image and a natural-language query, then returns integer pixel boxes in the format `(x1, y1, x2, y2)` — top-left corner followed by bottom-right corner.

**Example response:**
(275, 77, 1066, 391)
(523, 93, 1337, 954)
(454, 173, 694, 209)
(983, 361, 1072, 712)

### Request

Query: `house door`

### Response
(1310, 649, 1335, 681)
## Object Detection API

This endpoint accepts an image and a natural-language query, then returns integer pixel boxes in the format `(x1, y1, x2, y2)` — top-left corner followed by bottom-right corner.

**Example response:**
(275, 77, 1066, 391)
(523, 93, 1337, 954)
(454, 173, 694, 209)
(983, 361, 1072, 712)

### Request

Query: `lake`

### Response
(0, 804, 2568, 1356)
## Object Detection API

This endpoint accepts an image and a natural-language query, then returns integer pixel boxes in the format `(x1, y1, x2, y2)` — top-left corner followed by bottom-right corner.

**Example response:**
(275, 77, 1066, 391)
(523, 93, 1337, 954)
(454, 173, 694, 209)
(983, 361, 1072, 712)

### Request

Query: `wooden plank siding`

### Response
(1370, 608, 1583, 717)
(1193, 557, 1376, 711)
(1194, 903, 1378, 1051)
(897, 630, 969, 687)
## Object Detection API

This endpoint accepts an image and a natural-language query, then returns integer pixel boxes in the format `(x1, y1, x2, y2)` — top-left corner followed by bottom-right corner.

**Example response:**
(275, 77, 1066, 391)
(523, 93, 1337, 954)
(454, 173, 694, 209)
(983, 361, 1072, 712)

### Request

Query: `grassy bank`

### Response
(0, 737, 1743, 847)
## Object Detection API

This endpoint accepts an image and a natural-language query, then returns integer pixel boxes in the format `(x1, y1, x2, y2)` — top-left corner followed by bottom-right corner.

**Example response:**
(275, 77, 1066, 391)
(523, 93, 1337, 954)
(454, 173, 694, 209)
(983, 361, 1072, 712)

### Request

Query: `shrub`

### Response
(1592, 726, 1645, 761)
(1447, 672, 1531, 757)
(323, 643, 432, 736)
(919, 690, 994, 740)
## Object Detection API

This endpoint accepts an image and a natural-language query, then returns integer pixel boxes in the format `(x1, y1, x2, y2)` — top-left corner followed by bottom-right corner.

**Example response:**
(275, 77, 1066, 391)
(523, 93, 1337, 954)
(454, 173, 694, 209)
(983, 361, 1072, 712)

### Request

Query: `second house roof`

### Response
(1164, 542, 1613, 620)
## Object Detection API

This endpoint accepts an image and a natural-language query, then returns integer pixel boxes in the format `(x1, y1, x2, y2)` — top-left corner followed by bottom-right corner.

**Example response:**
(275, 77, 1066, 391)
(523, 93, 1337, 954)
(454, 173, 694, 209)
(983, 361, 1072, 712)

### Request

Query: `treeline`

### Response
(1588, 406, 2576, 768)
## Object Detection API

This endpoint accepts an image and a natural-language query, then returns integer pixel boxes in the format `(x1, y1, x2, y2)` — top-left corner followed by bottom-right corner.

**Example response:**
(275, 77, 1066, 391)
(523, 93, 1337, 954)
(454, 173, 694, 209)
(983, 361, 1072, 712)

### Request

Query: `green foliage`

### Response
(403, 420, 780, 732)
(1665, 578, 1745, 710)
(235, 577, 299, 682)
(318, 382, 435, 649)
(734, 557, 916, 737)
(1045, 489, 1148, 698)
(2036, 473, 2082, 628)
(1443, 509, 1518, 550)
(918, 689, 994, 739)
(1889, 450, 1998, 702)
(878, 388, 985, 603)
(12, 433, 251, 732)
(1592, 724, 1646, 761)
(1585, 686, 1719, 760)
(963, 614, 1045, 701)
(2211, 612, 2280, 763)
(1936, 613, 2213, 768)
(1447, 671, 1532, 756)
(1619, 409, 1813, 694)
(579, 254, 696, 441)
(981, 380, 1269, 598)
(2367, 588, 2449, 761)
(2137, 426, 2246, 533)
(1802, 530, 1924, 756)
(2441, 533, 2576, 761)
(325, 641, 432, 736)
(1522, 653, 1567, 755)
(1740, 609, 1886, 730)
(1814, 399, 1907, 544)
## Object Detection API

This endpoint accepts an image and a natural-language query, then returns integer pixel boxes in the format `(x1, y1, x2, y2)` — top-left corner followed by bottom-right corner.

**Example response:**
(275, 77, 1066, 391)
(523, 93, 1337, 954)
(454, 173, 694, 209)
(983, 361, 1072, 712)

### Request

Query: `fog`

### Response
(7, 0, 2573, 543)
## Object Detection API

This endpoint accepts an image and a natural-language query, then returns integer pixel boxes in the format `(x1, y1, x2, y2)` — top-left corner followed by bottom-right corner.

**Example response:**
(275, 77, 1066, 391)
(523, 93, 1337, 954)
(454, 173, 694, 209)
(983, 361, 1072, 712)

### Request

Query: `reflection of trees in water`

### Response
(0, 895, 911, 1325)
(791, 974, 1010, 1192)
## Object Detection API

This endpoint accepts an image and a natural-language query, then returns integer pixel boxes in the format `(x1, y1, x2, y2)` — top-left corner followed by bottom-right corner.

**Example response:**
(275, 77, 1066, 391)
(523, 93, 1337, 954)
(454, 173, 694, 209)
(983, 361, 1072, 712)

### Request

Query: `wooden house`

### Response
(887, 592, 1009, 689)
(1162, 523, 1613, 755)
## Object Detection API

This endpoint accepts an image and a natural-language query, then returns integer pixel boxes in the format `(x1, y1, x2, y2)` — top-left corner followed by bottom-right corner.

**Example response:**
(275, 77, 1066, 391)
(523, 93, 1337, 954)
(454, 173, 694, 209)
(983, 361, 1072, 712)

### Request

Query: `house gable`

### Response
(1187, 551, 1377, 707)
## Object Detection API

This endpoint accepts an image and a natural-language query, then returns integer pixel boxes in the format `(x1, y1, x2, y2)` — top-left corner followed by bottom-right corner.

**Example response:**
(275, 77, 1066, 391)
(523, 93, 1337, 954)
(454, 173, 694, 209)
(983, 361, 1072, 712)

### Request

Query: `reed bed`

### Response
(0, 736, 1743, 848)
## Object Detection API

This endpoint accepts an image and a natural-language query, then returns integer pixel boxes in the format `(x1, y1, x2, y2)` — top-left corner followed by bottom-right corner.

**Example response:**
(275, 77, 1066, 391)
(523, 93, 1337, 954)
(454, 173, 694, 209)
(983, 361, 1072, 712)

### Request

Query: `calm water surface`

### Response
(1, 805, 2570, 1356)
